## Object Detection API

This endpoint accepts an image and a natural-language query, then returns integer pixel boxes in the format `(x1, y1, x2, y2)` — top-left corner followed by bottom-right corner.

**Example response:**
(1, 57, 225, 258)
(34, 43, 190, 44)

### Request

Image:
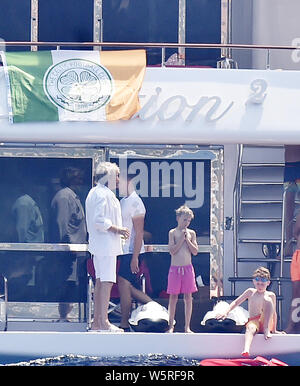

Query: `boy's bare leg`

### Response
(167, 294, 178, 332)
(263, 298, 274, 339)
(242, 324, 256, 357)
(184, 293, 193, 333)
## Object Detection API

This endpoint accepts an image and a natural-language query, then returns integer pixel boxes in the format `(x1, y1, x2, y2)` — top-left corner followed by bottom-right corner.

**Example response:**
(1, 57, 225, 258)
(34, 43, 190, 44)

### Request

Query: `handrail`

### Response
(232, 144, 244, 295)
(280, 188, 288, 278)
(1, 41, 299, 51)
(278, 188, 289, 330)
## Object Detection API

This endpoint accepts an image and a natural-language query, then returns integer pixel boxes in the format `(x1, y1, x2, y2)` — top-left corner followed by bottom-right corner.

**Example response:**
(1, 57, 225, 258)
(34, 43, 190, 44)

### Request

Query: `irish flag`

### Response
(1, 49, 146, 123)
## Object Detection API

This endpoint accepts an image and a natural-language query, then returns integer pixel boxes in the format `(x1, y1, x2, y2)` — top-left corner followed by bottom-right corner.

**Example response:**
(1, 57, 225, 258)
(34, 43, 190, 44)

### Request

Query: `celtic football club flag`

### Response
(1, 50, 146, 123)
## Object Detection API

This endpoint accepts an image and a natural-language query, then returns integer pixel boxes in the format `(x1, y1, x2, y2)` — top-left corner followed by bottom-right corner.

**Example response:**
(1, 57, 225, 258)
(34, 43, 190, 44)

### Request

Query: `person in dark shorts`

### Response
(117, 173, 152, 331)
(284, 145, 300, 256)
(284, 145, 300, 333)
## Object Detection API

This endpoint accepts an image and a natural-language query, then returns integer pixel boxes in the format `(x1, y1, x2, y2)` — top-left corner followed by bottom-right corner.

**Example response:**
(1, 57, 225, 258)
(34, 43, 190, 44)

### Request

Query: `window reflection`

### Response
(49, 167, 87, 244)
(102, 0, 221, 67)
(0, 250, 88, 303)
(111, 157, 211, 245)
(12, 192, 44, 243)
(0, 157, 91, 243)
(102, 0, 178, 65)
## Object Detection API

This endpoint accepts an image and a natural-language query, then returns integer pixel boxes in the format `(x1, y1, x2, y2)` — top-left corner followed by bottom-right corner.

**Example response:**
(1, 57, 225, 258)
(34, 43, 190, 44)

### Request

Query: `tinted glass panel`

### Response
(102, 0, 178, 64)
(0, 0, 31, 51)
(186, 0, 221, 66)
(39, 0, 94, 50)
(0, 157, 92, 243)
(0, 250, 88, 302)
(111, 156, 211, 245)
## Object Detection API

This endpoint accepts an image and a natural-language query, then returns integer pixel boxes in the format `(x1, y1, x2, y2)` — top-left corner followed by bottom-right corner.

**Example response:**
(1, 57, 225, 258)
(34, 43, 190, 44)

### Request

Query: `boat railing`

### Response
(1, 41, 299, 69)
(232, 144, 244, 295)
(2, 41, 298, 50)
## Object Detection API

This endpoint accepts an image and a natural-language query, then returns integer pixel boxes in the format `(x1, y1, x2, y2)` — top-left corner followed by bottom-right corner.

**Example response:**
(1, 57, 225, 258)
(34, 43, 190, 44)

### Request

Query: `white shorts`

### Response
(93, 255, 117, 282)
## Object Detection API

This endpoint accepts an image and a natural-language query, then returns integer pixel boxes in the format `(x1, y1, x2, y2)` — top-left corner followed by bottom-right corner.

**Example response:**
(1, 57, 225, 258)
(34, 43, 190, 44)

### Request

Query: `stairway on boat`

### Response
(229, 145, 293, 329)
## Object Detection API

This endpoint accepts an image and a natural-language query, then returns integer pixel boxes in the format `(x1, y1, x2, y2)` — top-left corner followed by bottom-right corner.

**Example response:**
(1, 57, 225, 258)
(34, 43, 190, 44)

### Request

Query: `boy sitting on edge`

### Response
(217, 266, 285, 357)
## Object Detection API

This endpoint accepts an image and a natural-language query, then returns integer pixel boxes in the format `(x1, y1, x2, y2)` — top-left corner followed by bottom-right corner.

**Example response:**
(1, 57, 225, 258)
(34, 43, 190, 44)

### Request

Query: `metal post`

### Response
(280, 188, 287, 278)
(266, 49, 271, 69)
(31, 0, 38, 51)
(218, 1, 238, 68)
(0, 275, 7, 331)
(232, 144, 243, 296)
(178, 0, 186, 66)
(94, 0, 103, 50)
(232, 188, 237, 296)
(161, 47, 165, 67)
(227, 0, 232, 59)
(277, 186, 289, 330)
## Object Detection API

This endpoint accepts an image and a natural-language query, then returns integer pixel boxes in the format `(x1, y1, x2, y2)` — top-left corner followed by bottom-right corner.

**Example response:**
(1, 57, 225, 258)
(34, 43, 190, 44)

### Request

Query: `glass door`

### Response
(0, 146, 103, 321)
(108, 145, 224, 299)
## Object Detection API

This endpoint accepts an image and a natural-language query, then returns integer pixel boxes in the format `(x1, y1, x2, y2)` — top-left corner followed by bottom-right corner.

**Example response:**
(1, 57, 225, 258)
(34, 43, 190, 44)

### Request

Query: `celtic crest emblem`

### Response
(43, 59, 114, 113)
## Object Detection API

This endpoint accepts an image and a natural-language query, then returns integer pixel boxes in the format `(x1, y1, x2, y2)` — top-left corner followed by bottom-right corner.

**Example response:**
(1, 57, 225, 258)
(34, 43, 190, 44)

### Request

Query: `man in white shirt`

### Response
(85, 162, 129, 332)
(118, 173, 152, 331)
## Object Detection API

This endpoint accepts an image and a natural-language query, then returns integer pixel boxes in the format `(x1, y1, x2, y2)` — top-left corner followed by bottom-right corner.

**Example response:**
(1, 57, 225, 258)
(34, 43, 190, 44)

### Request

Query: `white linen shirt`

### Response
(85, 183, 122, 257)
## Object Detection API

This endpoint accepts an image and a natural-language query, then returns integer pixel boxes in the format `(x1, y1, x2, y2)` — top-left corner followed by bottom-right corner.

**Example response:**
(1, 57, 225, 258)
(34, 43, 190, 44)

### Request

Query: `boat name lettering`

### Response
(246, 79, 268, 105)
(135, 79, 267, 122)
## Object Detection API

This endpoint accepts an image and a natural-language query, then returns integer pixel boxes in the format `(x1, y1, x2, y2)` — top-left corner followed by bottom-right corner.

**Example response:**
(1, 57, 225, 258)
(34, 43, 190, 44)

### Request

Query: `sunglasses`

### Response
(254, 276, 269, 283)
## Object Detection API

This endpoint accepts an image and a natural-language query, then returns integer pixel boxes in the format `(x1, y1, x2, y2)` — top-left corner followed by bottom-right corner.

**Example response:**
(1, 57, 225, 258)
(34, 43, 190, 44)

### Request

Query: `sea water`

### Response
(2, 354, 200, 366)
(2, 352, 300, 366)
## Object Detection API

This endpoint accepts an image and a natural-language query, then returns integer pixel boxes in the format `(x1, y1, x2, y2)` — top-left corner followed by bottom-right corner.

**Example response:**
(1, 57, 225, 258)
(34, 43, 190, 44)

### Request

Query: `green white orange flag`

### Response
(1, 49, 146, 123)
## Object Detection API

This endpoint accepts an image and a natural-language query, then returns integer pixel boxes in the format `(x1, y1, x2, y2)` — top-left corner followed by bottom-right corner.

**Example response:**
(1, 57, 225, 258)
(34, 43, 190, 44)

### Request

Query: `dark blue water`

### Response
(2, 352, 300, 366)
(2, 354, 200, 366)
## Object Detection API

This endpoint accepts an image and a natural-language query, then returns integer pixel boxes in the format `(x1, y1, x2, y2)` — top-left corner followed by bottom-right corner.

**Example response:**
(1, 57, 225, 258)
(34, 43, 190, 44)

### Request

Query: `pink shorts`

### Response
(167, 264, 198, 295)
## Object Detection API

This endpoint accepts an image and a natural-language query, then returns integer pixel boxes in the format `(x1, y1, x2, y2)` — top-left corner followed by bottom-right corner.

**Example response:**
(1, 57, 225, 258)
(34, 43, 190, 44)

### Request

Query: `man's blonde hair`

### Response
(95, 162, 120, 182)
(175, 205, 194, 219)
(252, 266, 270, 280)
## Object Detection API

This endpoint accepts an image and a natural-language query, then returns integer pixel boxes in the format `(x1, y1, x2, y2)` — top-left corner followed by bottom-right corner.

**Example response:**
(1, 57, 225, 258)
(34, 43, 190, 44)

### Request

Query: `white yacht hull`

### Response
(0, 331, 299, 362)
